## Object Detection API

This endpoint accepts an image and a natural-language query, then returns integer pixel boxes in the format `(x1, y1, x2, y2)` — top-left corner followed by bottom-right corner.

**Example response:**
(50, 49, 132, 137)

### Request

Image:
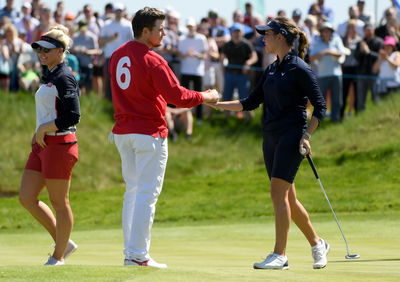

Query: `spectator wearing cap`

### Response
(354, 24, 384, 111)
(177, 17, 208, 136)
(14, 2, 39, 44)
(100, 3, 114, 22)
(292, 9, 302, 28)
(232, 9, 254, 39)
(71, 20, 101, 94)
(357, 0, 374, 25)
(0, 0, 18, 21)
(220, 22, 257, 119)
(99, 2, 133, 100)
(310, 22, 347, 122)
(337, 5, 365, 39)
(372, 36, 400, 98)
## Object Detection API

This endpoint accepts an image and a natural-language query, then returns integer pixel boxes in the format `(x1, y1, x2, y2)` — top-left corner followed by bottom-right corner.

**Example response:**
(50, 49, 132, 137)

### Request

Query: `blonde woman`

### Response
(19, 25, 80, 266)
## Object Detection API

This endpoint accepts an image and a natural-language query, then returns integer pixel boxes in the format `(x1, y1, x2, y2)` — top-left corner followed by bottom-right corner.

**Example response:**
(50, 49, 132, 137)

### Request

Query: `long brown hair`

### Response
(273, 16, 309, 59)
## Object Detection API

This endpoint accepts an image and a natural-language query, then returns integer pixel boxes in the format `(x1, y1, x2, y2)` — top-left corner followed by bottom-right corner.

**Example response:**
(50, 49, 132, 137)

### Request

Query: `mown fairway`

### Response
(1, 212, 399, 281)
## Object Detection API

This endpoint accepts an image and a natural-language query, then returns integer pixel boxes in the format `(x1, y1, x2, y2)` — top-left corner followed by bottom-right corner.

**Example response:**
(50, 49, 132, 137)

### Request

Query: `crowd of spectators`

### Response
(1, 0, 399, 139)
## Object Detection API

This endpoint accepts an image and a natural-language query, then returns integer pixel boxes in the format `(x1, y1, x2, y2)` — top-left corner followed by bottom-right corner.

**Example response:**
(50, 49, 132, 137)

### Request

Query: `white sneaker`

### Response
(64, 240, 78, 259)
(312, 238, 330, 269)
(253, 253, 289, 270)
(124, 257, 168, 269)
(44, 256, 65, 266)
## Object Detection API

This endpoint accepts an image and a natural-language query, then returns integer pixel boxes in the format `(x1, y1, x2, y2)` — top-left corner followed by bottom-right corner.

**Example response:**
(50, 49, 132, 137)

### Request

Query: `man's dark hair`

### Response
(132, 7, 165, 39)
(105, 3, 113, 11)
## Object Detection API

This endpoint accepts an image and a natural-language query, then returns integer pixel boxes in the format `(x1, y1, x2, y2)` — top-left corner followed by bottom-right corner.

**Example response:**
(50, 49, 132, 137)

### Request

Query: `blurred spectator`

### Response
(0, 0, 18, 21)
(232, 9, 253, 39)
(100, 3, 114, 22)
(32, 6, 55, 42)
(277, 10, 286, 17)
(198, 21, 219, 118)
(31, 0, 40, 19)
(72, 20, 101, 94)
(373, 36, 400, 97)
(79, 4, 103, 37)
(310, 22, 347, 122)
(4, 23, 25, 91)
(309, 0, 334, 23)
(292, 9, 302, 27)
(53, 10, 63, 24)
(155, 9, 180, 75)
(17, 41, 39, 92)
(64, 12, 75, 22)
(357, 0, 374, 25)
(0, 30, 10, 92)
(208, 10, 230, 93)
(304, 15, 319, 44)
(178, 17, 208, 130)
(376, 7, 397, 40)
(337, 5, 364, 38)
(220, 23, 257, 119)
(99, 2, 133, 100)
(243, 2, 257, 28)
(341, 20, 362, 118)
(354, 24, 384, 112)
(56, 1, 64, 16)
(14, 2, 39, 44)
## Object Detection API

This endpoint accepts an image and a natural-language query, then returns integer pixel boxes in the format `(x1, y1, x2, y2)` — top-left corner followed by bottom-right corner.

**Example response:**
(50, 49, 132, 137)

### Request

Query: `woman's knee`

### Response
(19, 193, 37, 209)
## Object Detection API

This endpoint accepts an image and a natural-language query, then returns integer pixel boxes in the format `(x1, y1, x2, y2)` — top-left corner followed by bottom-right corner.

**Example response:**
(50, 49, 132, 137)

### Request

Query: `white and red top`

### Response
(109, 40, 204, 138)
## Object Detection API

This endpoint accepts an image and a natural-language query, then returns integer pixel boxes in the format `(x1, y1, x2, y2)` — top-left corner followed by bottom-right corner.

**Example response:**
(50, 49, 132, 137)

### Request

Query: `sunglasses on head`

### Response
(35, 46, 52, 53)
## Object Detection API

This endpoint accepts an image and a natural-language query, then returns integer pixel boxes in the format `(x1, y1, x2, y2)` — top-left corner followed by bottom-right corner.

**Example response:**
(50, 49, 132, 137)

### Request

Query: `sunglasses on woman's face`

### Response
(35, 46, 52, 53)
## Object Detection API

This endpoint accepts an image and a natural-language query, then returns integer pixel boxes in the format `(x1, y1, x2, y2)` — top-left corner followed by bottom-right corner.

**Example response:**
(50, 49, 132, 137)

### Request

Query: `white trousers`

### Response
(114, 134, 168, 260)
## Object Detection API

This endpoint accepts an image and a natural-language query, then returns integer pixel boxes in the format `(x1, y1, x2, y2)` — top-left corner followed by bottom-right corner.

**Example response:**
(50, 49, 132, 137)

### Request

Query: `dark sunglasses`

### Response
(34, 46, 52, 53)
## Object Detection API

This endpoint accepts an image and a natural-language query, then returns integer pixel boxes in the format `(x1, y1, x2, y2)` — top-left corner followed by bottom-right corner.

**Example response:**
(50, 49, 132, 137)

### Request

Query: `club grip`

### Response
(306, 155, 319, 179)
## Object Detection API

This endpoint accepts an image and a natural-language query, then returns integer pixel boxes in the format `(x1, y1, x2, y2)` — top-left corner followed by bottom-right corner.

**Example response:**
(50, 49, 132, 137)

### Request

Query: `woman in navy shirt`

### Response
(208, 17, 328, 270)
(19, 25, 80, 266)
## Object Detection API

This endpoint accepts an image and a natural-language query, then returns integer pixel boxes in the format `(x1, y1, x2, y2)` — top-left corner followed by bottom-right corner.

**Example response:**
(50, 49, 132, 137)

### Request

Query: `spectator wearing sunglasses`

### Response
(19, 25, 80, 266)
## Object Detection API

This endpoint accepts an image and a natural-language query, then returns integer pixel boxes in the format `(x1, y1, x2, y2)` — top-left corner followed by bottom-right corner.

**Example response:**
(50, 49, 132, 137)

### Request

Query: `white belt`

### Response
(46, 131, 74, 136)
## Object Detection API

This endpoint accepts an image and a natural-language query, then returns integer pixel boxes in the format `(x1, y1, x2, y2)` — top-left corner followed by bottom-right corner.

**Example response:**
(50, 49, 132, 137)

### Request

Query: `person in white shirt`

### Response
(13, 2, 39, 44)
(99, 2, 133, 100)
(176, 17, 208, 137)
(373, 35, 400, 97)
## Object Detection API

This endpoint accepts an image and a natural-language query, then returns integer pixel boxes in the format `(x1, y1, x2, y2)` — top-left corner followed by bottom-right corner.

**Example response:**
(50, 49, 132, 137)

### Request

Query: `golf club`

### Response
(301, 148, 360, 259)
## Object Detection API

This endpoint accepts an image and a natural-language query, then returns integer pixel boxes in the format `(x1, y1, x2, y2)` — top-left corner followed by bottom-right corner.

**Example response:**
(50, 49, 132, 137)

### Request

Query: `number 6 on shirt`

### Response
(116, 56, 131, 90)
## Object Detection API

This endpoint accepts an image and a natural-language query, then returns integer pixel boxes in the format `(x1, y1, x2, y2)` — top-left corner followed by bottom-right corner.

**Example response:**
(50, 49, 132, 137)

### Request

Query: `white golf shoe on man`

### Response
(124, 257, 168, 269)
(312, 238, 330, 269)
(253, 253, 289, 270)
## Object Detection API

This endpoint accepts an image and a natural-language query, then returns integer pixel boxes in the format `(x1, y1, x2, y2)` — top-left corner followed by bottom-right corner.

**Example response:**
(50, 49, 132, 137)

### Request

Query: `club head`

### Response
(345, 254, 360, 259)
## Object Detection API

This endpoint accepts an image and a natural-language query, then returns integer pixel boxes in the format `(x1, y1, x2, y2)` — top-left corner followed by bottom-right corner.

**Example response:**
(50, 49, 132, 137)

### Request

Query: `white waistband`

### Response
(46, 131, 74, 136)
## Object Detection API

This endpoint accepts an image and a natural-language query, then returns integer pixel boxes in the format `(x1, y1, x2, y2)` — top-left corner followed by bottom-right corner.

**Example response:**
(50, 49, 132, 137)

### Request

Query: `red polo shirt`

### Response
(109, 40, 204, 138)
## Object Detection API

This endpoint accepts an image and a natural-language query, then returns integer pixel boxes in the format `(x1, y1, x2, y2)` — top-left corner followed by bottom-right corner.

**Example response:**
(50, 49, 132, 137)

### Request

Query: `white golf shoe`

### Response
(44, 256, 65, 266)
(124, 257, 168, 269)
(64, 240, 78, 259)
(312, 238, 330, 269)
(253, 253, 289, 270)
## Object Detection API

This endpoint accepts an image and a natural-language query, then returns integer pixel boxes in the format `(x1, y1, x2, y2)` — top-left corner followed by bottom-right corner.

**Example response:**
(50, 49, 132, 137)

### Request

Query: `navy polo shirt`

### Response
(241, 54, 326, 133)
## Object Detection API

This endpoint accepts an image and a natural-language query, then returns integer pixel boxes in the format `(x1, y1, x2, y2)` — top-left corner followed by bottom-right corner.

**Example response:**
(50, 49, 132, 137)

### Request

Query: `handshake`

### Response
(202, 89, 219, 107)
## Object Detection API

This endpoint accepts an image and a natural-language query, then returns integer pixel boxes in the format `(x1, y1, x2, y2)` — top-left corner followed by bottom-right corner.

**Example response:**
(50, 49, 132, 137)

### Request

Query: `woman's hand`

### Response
(35, 125, 47, 147)
(299, 135, 311, 156)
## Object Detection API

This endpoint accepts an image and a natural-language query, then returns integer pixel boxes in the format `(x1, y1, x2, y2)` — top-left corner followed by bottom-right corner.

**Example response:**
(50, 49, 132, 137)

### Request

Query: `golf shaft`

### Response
(306, 155, 351, 256)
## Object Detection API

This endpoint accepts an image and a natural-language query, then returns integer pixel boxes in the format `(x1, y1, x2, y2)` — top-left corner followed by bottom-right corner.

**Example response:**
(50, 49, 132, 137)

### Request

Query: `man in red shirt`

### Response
(109, 7, 219, 268)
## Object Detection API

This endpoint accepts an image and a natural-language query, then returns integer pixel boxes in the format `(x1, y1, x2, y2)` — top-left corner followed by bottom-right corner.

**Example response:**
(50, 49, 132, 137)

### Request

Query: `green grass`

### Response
(1, 212, 399, 281)
(0, 93, 400, 231)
